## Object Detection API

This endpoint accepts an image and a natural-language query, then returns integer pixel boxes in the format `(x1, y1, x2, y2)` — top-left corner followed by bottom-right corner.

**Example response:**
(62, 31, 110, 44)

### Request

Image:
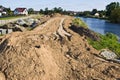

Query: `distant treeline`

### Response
(28, 7, 75, 16)
(39, 7, 73, 15)
(76, 2, 120, 23)
(76, 9, 106, 18)
(106, 2, 120, 23)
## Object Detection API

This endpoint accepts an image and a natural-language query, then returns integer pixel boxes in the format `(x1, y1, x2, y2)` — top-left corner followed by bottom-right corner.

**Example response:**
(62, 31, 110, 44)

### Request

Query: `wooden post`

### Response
(0, 30, 2, 35)
(6, 29, 8, 34)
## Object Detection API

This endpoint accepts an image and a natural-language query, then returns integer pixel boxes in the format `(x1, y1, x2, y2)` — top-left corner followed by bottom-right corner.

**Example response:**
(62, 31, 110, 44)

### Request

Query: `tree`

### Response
(39, 9, 44, 14)
(62, 10, 69, 15)
(0, 5, 2, 8)
(106, 2, 120, 16)
(44, 7, 49, 15)
(106, 2, 120, 23)
(109, 8, 120, 23)
(98, 10, 106, 17)
(53, 7, 63, 13)
(53, 7, 57, 13)
(4, 8, 13, 15)
(39, 7, 65, 15)
(91, 9, 98, 15)
(83, 11, 91, 16)
(57, 7, 63, 13)
(28, 8, 34, 14)
(77, 12, 84, 16)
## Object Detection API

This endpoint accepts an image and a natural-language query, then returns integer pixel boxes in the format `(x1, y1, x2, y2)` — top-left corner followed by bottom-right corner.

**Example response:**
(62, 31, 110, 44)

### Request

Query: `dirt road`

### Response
(34, 16, 71, 40)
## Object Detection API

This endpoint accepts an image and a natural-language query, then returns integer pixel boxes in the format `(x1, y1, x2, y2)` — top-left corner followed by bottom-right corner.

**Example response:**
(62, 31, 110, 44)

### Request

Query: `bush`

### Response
(88, 33, 120, 56)
(109, 8, 120, 23)
(72, 18, 88, 28)
(0, 34, 3, 36)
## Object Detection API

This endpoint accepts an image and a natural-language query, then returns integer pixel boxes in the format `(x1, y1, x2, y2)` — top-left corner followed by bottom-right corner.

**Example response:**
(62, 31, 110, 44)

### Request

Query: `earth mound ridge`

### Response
(0, 15, 120, 80)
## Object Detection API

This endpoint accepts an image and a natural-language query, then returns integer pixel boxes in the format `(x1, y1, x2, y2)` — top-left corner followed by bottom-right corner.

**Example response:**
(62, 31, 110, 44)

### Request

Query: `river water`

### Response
(80, 17, 120, 38)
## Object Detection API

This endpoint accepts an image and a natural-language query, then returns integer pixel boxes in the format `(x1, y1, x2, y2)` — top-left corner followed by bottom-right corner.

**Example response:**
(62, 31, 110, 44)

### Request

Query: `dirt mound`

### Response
(0, 15, 120, 80)
(50, 13, 63, 17)
(70, 25, 100, 41)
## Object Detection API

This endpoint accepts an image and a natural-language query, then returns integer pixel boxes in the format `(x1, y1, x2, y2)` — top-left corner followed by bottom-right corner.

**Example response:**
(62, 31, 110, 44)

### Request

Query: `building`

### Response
(94, 13, 99, 17)
(0, 7, 7, 16)
(14, 8, 28, 15)
(0, 12, 2, 16)
(2, 11, 7, 15)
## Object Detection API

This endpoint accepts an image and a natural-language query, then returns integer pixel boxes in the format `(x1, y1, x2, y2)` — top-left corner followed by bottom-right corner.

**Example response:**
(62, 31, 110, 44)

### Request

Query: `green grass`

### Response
(0, 34, 3, 36)
(32, 14, 43, 19)
(72, 18, 88, 28)
(0, 16, 25, 20)
(88, 33, 120, 57)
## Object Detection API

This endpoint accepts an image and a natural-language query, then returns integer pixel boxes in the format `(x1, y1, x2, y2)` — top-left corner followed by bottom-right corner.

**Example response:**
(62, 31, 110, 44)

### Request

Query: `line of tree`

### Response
(39, 7, 70, 15)
(106, 2, 120, 23)
(76, 9, 106, 18)
(28, 8, 34, 14)
(0, 5, 13, 16)
(77, 2, 120, 23)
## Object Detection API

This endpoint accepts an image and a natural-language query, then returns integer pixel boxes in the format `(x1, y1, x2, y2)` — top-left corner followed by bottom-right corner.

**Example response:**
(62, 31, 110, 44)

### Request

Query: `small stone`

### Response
(16, 19, 26, 26)
(65, 54, 70, 58)
(100, 50, 117, 59)
(88, 64, 93, 68)
(35, 45, 40, 48)
(86, 47, 90, 51)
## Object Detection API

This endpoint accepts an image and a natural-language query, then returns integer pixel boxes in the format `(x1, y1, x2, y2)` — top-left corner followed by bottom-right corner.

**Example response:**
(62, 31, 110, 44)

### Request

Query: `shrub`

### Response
(88, 33, 120, 56)
(72, 18, 88, 28)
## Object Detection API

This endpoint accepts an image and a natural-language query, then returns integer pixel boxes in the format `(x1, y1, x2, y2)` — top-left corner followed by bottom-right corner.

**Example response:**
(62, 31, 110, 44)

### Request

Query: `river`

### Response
(80, 17, 120, 38)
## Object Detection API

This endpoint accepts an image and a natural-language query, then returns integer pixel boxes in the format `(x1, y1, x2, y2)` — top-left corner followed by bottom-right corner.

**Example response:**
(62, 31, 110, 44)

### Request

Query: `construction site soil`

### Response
(0, 14, 120, 80)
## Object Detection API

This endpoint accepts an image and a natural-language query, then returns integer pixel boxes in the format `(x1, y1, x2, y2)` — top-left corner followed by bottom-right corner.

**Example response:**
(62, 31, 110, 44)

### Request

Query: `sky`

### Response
(1, 0, 120, 11)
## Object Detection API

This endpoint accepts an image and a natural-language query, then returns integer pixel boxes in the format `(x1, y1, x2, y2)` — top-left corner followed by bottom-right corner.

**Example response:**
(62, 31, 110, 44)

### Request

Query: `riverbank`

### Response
(78, 17, 120, 55)
(77, 16, 108, 20)
(72, 17, 120, 56)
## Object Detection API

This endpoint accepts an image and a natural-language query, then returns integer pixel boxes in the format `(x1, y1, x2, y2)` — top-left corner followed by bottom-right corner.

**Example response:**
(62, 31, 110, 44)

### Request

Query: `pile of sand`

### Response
(0, 15, 120, 80)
